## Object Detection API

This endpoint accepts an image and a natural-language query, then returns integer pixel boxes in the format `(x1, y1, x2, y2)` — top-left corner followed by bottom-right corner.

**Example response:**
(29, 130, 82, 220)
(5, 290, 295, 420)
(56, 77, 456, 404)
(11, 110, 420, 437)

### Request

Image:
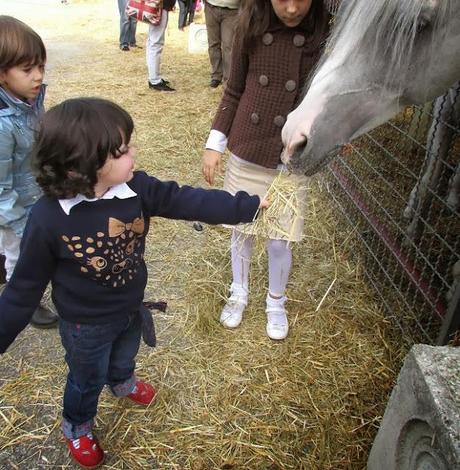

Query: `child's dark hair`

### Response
(0, 16, 46, 71)
(34, 97, 134, 199)
(236, 0, 326, 46)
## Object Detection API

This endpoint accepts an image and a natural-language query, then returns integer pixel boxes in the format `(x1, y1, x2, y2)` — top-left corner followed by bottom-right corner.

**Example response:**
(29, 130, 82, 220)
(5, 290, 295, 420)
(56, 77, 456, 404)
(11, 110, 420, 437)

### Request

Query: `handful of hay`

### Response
(251, 169, 307, 242)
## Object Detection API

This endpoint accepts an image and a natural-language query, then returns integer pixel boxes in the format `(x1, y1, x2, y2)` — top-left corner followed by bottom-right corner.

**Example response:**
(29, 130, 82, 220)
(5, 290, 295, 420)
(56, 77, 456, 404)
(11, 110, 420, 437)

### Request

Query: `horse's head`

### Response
(282, 0, 460, 176)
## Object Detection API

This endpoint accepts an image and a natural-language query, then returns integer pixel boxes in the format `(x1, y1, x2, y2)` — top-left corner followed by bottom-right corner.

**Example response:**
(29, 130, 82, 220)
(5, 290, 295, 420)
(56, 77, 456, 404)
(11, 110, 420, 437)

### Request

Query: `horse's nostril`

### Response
(291, 138, 307, 158)
(297, 135, 308, 151)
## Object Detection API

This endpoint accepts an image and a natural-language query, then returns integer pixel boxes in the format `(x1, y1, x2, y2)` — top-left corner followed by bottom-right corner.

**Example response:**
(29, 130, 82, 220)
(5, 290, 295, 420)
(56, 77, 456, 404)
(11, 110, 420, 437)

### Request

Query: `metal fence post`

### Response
(437, 284, 460, 345)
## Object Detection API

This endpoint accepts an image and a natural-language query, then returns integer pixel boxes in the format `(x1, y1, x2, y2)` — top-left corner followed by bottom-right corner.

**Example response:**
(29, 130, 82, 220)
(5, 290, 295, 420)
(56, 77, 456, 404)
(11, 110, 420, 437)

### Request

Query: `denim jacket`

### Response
(0, 85, 45, 236)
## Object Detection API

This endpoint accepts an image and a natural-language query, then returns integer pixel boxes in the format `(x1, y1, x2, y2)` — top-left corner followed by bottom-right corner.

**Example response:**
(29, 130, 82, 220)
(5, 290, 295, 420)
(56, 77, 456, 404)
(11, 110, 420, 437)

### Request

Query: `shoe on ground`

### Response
(120, 44, 129, 51)
(129, 43, 142, 49)
(210, 79, 221, 88)
(220, 294, 247, 329)
(148, 79, 175, 92)
(127, 380, 156, 406)
(66, 432, 105, 469)
(266, 305, 288, 340)
(30, 304, 59, 329)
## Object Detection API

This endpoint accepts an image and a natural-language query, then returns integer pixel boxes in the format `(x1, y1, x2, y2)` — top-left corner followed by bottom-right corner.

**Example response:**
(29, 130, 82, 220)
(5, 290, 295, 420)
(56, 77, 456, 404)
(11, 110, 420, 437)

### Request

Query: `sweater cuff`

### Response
(205, 129, 227, 153)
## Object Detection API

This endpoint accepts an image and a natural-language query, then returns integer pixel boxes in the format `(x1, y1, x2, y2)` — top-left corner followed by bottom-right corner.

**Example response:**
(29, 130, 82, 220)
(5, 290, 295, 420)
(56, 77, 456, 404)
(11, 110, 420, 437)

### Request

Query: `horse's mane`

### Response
(315, 0, 452, 91)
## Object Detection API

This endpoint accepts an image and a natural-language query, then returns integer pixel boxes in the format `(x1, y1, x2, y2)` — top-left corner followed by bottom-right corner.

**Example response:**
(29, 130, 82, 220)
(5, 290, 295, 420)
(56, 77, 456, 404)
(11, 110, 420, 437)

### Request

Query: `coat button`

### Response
(259, 75, 269, 86)
(285, 80, 296, 92)
(293, 34, 305, 47)
(251, 113, 260, 124)
(273, 115, 285, 127)
(262, 33, 273, 45)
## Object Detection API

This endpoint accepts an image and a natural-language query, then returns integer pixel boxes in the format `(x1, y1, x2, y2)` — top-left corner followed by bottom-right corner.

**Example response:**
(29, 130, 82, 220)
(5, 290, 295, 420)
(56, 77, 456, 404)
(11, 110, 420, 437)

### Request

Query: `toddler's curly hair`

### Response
(34, 97, 134, 199)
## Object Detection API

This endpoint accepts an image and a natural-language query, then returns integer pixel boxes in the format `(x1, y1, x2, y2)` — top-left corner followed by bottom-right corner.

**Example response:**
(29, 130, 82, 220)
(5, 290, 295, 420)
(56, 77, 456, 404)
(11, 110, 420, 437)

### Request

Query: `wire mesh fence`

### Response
(320, 83, 460, 345)
(320, 0, 459, 345)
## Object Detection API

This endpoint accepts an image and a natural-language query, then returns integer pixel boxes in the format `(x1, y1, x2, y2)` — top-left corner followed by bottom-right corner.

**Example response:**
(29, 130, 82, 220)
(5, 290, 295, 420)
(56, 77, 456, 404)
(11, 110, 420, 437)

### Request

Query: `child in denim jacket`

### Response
(0, 16, 58, 327)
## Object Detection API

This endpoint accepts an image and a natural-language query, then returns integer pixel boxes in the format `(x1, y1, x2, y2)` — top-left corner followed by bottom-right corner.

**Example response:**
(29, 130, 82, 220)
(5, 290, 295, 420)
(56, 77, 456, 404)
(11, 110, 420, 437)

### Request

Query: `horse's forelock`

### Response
(323, 0, 451, 91)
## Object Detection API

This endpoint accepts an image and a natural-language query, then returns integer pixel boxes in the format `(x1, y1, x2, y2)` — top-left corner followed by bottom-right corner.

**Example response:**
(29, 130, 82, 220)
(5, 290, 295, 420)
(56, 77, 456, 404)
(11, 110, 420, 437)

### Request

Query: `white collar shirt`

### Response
(58, 183, 137, 215)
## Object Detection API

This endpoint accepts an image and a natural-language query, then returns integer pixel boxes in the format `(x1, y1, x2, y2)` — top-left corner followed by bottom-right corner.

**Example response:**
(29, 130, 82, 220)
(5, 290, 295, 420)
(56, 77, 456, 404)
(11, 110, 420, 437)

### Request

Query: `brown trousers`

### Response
(204, 2, 238, 82)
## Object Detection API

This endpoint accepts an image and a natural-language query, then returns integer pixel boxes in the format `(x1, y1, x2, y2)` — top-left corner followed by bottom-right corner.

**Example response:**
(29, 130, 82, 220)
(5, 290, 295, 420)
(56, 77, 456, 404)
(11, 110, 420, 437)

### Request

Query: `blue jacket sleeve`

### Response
(0, 123, 27, 231)
(0, 215, 56, 353)
(137, 172, 260, 224)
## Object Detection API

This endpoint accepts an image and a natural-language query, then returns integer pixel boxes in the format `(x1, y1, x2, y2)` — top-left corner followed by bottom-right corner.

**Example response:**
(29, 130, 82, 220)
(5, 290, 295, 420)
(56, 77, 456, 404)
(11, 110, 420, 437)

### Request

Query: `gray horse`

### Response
(282, 0, 460, 176)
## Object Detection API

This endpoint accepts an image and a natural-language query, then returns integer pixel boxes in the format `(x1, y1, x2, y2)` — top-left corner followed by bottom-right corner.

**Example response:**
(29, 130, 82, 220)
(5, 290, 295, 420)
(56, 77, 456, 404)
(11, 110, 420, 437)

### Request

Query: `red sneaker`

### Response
(127, 380, 156, 406)
(66, 432, 105, 469)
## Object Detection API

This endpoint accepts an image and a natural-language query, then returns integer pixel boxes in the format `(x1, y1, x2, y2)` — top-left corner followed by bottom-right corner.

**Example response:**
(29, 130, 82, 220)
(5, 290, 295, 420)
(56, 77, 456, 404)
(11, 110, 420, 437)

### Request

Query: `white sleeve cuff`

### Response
(205, 129, 228, 153)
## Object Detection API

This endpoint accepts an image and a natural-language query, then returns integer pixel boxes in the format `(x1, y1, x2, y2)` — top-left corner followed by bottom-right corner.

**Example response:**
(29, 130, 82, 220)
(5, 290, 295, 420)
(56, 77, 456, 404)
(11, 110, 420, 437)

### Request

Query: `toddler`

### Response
(0, 97, 267, 468)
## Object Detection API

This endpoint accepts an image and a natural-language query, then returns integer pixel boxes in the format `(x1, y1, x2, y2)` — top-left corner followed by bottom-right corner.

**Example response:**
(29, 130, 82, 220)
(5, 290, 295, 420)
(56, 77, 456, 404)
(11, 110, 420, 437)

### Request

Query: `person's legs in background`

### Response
(178, 0, 187, 30)
(118, 0, 131, 50)
(220, 7, 238, 83)
(204, 2, 223, 87)
(146, 10, 175, 91)
(128, 14, 138, 48)
(188, 0, 197, 25)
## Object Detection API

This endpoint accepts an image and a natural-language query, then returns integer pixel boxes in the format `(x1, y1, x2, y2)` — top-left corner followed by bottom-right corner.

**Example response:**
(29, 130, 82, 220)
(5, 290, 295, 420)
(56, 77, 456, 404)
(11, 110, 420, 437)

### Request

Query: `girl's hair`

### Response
(236, 0, 325, 45)
(34, 97, 134, 199)
(0, 16, 46, 71)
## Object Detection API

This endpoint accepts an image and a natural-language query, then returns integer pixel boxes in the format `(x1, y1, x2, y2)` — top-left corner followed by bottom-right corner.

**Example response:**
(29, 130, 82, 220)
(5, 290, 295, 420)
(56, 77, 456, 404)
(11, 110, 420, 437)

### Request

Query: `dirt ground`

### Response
(0, 1, 405, 469)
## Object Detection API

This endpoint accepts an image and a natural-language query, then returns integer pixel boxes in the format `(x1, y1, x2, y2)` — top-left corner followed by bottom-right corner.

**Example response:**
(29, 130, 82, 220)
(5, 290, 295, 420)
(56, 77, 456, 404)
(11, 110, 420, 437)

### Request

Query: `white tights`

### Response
(230, 229, 292, 298)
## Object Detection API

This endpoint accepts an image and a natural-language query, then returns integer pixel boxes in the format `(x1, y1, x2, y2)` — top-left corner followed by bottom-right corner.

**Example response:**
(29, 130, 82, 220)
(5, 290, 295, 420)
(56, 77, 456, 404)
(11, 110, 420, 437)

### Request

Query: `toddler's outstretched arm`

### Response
(137, 172, 261, 225)
(0, 216, 54, 353)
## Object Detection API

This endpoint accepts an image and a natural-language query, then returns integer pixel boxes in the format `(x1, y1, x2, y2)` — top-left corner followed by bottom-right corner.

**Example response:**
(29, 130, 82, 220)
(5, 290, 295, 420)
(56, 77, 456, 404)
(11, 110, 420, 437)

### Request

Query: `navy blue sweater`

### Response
(0, 171, 260, 352)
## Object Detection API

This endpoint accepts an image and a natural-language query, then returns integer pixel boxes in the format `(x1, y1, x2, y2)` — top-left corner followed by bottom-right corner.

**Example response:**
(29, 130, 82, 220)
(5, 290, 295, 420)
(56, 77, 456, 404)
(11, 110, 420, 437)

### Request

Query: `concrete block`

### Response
(368, 344, 460, 470)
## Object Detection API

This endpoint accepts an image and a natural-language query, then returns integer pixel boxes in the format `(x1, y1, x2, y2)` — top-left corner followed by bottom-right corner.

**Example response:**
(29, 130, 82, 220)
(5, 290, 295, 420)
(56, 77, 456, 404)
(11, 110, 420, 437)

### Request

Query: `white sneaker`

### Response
(266, 305, 288, 340)
(220, 294, 247, 329)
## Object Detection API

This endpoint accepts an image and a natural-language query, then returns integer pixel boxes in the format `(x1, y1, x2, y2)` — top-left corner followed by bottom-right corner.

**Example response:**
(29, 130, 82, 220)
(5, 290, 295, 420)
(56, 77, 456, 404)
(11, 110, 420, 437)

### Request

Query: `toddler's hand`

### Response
(259, 197, 270, 209)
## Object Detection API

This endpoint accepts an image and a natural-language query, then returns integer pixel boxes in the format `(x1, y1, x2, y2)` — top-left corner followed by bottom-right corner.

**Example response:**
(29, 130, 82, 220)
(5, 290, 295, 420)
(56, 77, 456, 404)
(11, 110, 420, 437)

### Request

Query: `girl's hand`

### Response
(259, 197, 270, 209)
(202, 149, 222, 186)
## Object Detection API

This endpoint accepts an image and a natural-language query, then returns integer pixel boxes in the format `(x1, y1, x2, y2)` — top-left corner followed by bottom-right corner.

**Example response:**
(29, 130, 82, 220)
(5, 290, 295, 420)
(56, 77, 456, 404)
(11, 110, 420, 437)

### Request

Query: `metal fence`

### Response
(320, 81, 460, 345)
(319, 0, 460, 345)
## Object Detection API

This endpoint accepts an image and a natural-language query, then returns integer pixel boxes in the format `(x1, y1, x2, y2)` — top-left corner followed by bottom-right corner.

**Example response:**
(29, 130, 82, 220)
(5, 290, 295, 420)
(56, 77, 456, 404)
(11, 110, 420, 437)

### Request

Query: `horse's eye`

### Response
(416, 17, 430, 33)
(417, 7, 434, 33)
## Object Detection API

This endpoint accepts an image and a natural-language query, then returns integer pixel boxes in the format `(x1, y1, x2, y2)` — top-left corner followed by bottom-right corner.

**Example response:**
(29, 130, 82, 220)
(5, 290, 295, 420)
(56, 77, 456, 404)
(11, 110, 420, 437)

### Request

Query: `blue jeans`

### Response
(118, 0, 137, 46)
(59, 313, 142, 439)
(178, 0, 196, 29)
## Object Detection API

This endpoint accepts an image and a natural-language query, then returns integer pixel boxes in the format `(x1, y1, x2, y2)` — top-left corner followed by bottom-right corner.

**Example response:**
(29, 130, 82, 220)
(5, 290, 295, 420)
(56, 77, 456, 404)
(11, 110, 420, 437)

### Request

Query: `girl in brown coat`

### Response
(202, 0, 330, 340)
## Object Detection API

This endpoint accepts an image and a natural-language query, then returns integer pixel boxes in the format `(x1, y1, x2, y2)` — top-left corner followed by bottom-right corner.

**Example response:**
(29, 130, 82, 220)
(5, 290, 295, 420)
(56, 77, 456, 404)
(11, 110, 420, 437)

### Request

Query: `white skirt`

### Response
(223, 154, 308, 241)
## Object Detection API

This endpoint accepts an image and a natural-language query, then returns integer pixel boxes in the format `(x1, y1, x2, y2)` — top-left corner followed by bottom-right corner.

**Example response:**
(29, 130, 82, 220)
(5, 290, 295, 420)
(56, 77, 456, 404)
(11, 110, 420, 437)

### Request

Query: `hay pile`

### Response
(250, 169, 306, 241)
(0, 1, 408, 468)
